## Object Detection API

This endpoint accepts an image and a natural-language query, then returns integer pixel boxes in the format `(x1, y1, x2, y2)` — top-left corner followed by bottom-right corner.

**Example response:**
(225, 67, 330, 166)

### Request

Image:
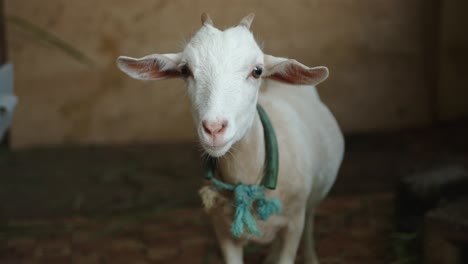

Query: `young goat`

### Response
(117, 13, 344, 264)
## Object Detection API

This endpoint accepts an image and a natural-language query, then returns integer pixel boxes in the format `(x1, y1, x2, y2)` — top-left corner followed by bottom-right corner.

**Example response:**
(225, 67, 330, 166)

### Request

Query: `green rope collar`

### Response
(202, 104, 281, 238)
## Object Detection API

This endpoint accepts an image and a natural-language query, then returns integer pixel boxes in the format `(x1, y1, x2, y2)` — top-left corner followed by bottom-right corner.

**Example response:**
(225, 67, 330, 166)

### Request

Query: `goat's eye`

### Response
(180, 65, 191, 77)
(252, 66, 263, 79)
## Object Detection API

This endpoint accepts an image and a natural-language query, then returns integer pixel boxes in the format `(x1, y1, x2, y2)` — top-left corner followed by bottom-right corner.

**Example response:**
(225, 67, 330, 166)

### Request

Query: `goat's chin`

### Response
(202, 142, 232, 158)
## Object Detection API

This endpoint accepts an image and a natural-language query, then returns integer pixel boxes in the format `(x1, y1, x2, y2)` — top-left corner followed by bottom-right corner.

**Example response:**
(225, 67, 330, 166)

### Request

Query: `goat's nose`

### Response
(202, 120, 228, 136)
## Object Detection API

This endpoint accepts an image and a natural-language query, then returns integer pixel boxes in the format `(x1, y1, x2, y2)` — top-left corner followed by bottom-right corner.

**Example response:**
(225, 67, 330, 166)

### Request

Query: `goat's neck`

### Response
(218, 113, 266, 186)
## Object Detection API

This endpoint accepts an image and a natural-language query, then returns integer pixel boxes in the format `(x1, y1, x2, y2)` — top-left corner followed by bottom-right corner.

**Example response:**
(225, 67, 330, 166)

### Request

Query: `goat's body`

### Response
(260, 80, 344, 207)
(117, 13, 343, 264)
(215, 81, 344, 262)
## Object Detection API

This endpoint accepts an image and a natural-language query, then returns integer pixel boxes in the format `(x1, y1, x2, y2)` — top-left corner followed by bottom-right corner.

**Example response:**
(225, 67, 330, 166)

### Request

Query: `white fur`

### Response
(117, 14, 344, 264)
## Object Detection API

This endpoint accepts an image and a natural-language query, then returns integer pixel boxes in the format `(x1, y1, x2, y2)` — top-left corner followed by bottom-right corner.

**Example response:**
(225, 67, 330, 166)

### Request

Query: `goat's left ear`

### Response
(263, 55, 329, 86)
(116, 53, 182, 80)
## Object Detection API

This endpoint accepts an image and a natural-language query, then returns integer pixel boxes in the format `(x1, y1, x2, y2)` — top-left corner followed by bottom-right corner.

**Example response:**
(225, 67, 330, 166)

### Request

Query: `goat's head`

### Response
(117, 13, 329, 157)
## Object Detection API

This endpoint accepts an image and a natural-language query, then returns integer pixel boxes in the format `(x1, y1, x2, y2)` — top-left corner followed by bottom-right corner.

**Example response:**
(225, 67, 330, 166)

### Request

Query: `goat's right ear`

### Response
(116, 53, 182, 80)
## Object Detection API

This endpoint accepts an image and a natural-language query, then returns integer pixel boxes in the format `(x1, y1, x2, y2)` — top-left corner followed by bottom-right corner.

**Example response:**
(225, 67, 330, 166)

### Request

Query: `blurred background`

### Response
(1, 0, 468, 263)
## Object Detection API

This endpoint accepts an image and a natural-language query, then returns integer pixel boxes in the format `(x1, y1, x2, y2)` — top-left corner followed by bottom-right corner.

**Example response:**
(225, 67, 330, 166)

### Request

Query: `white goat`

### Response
(117, 13, 344, 264)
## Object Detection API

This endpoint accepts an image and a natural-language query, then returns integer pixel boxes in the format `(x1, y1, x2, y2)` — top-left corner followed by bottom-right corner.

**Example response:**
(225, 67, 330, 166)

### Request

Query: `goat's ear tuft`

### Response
(238, 13, 255, 29)
(264, 55, 329, 86)
(201, 13, 213, 26)
(116, 53, 182, 81)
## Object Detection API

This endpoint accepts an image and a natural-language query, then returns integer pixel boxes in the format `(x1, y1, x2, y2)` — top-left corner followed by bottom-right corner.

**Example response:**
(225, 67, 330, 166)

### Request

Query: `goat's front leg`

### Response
(276, 210, 306, 264)
(212, 216, 244, 264)
(302, 208, 319, 264)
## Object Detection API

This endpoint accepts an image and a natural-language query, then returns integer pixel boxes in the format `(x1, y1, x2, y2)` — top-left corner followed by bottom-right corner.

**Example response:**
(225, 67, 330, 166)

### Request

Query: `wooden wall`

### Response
(5, 0, 468, 148)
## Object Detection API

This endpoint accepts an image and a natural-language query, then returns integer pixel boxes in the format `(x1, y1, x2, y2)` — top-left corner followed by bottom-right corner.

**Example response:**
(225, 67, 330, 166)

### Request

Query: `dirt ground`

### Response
(1, 120, 467, 263)
(0, 193, 395, 264)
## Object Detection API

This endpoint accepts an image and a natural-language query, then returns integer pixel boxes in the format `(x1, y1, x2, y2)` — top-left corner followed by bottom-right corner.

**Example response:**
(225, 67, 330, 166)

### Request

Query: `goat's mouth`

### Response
(201, 140, 232, 157)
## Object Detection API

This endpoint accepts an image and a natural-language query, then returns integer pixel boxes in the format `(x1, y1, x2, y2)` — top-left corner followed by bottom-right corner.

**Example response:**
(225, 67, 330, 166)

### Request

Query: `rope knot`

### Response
(233, 185, 261, 205)
(206, 165, 282, 238)
(229, 184, 282, 238)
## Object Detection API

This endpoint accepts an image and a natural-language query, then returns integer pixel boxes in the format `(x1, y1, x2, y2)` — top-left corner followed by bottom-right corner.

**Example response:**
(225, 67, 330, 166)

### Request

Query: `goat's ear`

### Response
(116, 53, 182, 80)
(263, 55, 329, 86)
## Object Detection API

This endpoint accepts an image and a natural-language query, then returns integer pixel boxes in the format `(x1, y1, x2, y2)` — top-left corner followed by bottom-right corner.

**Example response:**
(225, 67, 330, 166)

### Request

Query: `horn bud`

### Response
(239, 13, 255, 29)
(201, 13, 213, 26)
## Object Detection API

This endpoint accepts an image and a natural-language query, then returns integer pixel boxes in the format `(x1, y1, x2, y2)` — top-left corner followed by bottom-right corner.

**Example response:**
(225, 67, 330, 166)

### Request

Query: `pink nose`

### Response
(202, 120, 228, 137)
